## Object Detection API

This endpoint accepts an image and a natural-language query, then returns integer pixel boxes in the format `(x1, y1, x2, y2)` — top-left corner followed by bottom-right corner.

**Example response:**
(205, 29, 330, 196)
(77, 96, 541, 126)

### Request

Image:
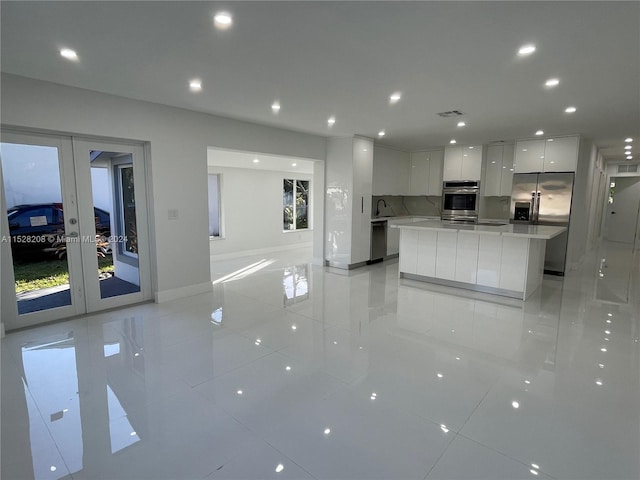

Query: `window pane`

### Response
(283, 179, 294, 231)
(296, 180, 309, 230)
(208, 174, 220, 236)
(120, 166, 137, 254)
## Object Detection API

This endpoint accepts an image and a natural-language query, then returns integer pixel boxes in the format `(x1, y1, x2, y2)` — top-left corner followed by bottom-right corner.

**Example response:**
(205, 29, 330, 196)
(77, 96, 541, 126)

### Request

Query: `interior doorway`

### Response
(0, 131, 152, 331)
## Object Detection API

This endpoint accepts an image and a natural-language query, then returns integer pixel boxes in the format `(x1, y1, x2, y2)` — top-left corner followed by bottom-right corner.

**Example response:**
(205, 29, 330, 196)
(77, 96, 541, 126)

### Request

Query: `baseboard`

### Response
(154, 281, 213, 303)
(210, 242, 312, 261)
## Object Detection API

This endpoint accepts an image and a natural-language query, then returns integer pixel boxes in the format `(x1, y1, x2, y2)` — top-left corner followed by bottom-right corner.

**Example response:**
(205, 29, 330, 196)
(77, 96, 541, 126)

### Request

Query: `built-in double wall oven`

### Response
(441, 180, 480, 222)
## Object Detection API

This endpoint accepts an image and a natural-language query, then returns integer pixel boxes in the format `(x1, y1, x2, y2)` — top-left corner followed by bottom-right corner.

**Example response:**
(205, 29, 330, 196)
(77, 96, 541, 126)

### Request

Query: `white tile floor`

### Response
(2, 242, 639, 480)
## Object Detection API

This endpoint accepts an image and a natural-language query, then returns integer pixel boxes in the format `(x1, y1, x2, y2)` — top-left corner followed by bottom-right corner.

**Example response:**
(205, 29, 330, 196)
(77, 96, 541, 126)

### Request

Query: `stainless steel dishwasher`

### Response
(369, 220, 387, 263)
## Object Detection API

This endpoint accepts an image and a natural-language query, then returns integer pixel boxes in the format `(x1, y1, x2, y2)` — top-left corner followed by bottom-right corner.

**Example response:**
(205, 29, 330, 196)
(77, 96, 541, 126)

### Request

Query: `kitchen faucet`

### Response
(375, 198, 388, 216)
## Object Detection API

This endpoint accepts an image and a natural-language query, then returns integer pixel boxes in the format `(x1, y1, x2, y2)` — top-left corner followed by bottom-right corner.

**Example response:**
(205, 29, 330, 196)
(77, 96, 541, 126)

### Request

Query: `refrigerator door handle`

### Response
(535, 191, 541, 223)
(530, 192, 537, 223)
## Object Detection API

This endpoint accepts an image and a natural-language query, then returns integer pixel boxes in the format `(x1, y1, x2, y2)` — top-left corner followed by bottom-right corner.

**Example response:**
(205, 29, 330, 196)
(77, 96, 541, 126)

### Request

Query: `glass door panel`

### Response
(1, 132, 84, 329)
(74, 140, 151, 312)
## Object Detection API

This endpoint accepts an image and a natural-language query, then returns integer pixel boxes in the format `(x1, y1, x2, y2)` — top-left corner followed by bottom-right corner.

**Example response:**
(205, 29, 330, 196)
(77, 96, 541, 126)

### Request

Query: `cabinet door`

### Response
(543, 136, 578, 172)
(500, 144, 515, 196)
(484, 145, 503, 196)
(427, 150, 444, 196)
(443, 146, 463, 180)
(514, 139, 545, 173)
(409, 152, 429, 195)
(461, 145, 482, 180)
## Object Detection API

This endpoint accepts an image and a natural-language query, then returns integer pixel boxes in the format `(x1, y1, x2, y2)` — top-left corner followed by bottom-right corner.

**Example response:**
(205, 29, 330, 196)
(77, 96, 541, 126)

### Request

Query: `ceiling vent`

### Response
(618, 164, 638, 173)
(437, 110, 465, 117)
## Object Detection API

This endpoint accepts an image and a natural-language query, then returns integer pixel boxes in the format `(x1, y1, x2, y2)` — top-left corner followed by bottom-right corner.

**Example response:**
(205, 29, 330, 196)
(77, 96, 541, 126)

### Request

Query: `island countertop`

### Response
(392, 219, 566, 240)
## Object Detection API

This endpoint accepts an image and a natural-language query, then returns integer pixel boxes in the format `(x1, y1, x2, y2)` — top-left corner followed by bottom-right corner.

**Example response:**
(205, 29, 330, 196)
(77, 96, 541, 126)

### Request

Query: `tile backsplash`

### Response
(372, 195, 511, 219)
(372, 195, 441, 217)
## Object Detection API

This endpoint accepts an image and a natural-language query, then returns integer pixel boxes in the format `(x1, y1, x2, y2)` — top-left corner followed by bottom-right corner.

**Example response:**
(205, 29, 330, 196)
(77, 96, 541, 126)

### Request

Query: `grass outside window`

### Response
(14, 255, 114, 293)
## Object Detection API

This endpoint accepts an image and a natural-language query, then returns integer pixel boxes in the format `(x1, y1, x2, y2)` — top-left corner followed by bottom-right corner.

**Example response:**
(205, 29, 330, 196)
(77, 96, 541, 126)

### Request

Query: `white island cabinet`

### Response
(393, 220, 566, 300)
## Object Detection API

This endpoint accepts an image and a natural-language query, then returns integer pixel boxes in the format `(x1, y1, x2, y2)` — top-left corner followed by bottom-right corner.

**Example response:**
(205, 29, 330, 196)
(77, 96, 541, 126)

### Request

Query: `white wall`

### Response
(566, 138, 598, 269)
(1, 73, 326, 300)
(372, 145, 410, 195)
(207, 165, 313, 257)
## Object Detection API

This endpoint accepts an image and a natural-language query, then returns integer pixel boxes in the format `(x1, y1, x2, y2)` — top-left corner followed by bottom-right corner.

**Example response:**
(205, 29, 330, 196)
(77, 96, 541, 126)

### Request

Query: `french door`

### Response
(1, 130, 152, 330)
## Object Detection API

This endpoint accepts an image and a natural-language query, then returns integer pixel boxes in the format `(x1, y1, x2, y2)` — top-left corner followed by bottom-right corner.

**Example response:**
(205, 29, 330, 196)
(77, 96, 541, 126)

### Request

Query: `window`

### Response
(117, 165, 138, 256)
(283, 179, 309, 231)
(208, 174, 221, 237)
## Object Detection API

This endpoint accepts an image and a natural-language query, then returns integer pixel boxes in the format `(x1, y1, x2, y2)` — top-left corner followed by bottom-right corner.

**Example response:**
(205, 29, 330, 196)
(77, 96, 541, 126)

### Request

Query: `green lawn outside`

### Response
(14, 255, 114, 293)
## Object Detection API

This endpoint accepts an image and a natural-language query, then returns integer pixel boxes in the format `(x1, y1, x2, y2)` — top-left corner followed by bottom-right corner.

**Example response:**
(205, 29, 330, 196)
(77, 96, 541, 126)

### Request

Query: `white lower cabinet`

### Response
(477, 235, 502, 287)
(499, 236, 528, 292)
(454, 232, 479, 283)
(399, 229, 419, 274)
(435, 231, 457, 280)
(416, 230, 437, 277)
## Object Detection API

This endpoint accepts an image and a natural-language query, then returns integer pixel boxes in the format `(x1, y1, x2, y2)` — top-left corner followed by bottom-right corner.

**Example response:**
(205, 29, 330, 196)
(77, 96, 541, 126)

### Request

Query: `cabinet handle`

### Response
(361, 196, 364, 213)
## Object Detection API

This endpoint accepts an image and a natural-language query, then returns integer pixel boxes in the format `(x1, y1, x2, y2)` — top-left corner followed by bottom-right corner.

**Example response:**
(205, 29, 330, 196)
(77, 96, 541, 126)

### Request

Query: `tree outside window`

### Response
(283, 179, 309, 231)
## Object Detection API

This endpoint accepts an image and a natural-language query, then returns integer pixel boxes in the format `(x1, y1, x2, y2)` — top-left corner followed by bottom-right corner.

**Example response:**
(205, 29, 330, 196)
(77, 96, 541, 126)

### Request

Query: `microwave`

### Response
(441, 180, 480, 222)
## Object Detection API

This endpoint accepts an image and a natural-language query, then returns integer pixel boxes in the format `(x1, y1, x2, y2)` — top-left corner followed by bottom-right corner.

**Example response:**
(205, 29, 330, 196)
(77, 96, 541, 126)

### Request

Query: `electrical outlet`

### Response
(168, 209, 179, 220)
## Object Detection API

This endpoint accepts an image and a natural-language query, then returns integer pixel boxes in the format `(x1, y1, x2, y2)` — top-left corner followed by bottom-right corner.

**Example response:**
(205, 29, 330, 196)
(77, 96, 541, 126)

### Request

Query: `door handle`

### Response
(611, 211, 616, 214)
(66, 231, 79, 238)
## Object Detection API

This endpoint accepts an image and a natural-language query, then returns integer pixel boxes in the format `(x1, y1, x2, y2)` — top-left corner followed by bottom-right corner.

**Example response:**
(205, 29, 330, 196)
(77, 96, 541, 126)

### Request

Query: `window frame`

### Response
(283, 177, 311, 232)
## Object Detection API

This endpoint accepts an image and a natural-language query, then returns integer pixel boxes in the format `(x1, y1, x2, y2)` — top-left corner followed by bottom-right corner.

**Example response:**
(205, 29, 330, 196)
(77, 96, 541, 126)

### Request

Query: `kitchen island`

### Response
(392, 220, 566, 300)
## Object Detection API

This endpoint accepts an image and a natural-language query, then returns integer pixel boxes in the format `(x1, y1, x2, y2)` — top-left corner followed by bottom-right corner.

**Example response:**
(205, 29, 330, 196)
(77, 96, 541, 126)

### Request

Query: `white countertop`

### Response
(391, 219, 566, 239)
(370, 215, 440, 222)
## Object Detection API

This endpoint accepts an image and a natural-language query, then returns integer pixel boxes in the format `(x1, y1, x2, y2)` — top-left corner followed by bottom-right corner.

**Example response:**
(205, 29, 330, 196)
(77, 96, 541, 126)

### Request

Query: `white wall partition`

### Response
(1, 74, 326, 302)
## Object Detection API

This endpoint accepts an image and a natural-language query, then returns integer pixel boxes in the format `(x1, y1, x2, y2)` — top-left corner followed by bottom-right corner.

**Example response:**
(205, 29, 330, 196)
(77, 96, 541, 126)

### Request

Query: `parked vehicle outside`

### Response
(5, 203, 111, 259)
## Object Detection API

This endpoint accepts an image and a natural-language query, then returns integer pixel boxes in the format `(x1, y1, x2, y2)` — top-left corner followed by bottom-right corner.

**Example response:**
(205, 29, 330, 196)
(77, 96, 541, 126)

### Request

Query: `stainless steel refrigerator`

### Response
(510, 172, 575, 275)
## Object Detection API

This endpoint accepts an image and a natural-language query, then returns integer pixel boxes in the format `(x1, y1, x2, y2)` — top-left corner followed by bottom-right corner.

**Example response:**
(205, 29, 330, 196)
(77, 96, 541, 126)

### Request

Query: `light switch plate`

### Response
(168, 209, 179, 220)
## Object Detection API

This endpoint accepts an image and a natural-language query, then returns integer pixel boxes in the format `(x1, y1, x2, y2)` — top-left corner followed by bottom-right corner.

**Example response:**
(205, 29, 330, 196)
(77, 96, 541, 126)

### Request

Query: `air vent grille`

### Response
(437, 110, 465, 117)
(618, 164, 638, 173)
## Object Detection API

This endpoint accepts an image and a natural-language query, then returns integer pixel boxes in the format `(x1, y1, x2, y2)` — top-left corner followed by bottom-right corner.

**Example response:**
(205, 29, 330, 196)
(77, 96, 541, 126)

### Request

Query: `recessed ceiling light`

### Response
(252, 158, 259, 163)
(389, 92, 402, 104)
(275, 464, 284, 473)
(189, 79, 202, 92)
(59, 48, 78, 61)
(378, 130, 386, 137)
(291, 163, 297, 167)
(214, 12, 233, 30)
(627, 155, 633, 159)
(457, 121, 466, 127)
(545, 78, 560, 87)
(272, 102, 281, 114)
(535, 130, 544, 136)
(518, 44, 536, 56)
(327, 116, 336, 126)
(625, 138, 633, 143)
(625, 145, 632, 150)
(450, 139, 457, 144)
(564, 106, 577, 113)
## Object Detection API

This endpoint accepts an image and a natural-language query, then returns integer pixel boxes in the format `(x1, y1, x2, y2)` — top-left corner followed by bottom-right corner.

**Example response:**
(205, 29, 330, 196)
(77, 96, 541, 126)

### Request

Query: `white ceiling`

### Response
(1, 1, 639, 162)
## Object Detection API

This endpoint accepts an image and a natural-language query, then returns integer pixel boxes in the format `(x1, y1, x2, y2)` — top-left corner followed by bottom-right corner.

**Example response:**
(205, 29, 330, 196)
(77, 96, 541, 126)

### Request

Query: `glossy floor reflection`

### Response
(2, 243, 639, 480)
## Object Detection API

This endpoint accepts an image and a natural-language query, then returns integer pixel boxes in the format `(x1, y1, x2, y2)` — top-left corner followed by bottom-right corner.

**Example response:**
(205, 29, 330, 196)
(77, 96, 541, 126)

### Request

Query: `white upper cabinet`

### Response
(514, 139, 546, 173)
(500, 144, 515, 196)
(483, 144, 515, 196)
(444, 145, 482, 180)
(427, 150, 444, 196)
(409, 150, 444, 195)
(514, 135, 579, 173)
(543, 136, 579, 171)
(372, 145, 410, 195)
